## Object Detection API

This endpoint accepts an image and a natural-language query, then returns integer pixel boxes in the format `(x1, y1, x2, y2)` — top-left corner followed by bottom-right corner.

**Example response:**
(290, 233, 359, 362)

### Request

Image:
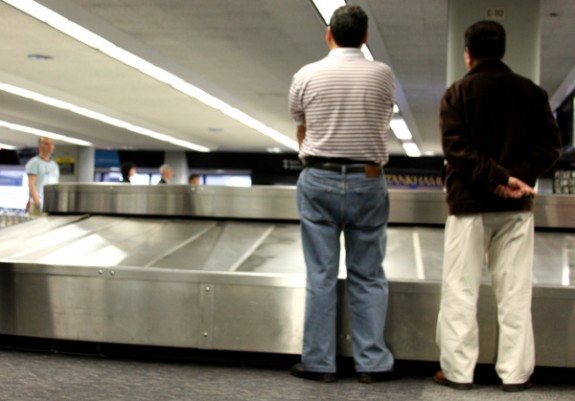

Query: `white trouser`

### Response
(436, 212, 535, 385)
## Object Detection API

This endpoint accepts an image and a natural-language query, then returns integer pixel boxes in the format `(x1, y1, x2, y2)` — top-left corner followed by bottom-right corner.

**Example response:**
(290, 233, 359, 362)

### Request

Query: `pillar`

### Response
(447, 0, 541, 86)
(164, 150, 188, 184)
(77, 146, 95, 182)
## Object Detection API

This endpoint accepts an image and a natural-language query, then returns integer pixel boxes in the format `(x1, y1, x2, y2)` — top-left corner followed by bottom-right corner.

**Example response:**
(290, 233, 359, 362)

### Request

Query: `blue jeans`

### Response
(296, 166, 394, 373)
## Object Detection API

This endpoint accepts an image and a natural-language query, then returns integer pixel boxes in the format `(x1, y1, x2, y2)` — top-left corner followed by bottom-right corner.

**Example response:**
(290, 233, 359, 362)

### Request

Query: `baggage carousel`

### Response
(0, 183, 573, 367)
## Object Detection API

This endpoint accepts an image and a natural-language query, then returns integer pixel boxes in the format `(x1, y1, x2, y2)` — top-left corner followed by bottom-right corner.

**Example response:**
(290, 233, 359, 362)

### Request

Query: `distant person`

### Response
(121, 162, 137, 183)
(288, 5, 396, 384)
(188, 174, 201, 185)
(26, 136, 59, 216)
(158, 164, 174, 184)
(434, 20, 562, 392)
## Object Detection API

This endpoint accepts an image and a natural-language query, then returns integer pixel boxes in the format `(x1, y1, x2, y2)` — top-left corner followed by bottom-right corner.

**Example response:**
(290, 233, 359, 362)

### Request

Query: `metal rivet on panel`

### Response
(110, 270, 115, 276)
(205, 286, 210, 292)
(203, 332, 208, 337)
(98, 269, 104, 275)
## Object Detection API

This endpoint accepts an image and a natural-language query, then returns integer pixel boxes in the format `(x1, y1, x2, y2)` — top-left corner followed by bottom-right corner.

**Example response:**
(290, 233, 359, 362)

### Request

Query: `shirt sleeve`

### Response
(25, 158, 39, 176)
(288, 73, 305, 126)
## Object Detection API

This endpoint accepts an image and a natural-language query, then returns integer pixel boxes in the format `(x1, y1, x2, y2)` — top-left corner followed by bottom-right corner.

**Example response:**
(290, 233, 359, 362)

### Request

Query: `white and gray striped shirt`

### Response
(289, 48, 396, 165)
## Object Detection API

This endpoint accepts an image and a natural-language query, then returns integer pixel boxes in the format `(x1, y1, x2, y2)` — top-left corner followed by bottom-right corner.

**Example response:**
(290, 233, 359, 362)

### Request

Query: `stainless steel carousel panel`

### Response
(0, 263, 204, 347)
(0, 262, 307, 352)
(45, 184, 300, 220)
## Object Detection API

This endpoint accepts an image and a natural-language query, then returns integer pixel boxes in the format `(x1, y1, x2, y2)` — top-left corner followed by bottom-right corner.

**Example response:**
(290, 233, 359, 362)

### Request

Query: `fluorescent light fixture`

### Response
(360, 46, 374, 61)
(2, 0, 298, 151)
(402, 141, 422, 157)
(389, 118, 412, 140)
(0, 142, 17, 150)
(390, 118, 422, 157)
(0, 120, 92, 146)
(0, 82, 210, 151)
(311, 0, 347, 24)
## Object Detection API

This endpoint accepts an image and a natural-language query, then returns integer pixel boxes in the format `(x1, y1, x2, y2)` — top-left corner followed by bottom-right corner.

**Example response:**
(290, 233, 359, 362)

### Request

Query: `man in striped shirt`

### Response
(288, 5, 396, 384)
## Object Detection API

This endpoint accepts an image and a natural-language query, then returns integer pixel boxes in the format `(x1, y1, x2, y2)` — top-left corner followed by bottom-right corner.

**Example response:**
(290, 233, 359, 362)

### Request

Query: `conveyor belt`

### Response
(0, 184, 572, 367)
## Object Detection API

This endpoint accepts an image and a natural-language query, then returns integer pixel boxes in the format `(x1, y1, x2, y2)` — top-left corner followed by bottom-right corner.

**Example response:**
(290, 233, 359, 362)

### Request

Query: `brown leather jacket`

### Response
(441, 59, 562, 215)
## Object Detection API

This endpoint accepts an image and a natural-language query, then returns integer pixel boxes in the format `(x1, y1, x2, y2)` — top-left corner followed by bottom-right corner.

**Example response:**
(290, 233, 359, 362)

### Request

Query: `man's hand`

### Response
(296, 124, 306, 147)
(493, 177, 537, 199)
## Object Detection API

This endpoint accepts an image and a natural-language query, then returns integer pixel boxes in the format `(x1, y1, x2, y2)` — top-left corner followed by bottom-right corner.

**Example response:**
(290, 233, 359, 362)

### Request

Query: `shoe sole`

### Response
(290, 366, 337, 383)
(502, 381, 532, 392)
(433, 374, 473, 390)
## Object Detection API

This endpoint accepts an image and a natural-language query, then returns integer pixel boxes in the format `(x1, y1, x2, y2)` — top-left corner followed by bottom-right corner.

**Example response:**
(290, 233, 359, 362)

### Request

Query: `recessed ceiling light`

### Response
(27, 53, 53, 61)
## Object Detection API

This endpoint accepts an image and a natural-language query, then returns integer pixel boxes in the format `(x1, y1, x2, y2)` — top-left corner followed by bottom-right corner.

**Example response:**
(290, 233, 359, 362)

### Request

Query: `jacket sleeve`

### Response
(507, 87, 562, 181)
(440, 87, 509, 189)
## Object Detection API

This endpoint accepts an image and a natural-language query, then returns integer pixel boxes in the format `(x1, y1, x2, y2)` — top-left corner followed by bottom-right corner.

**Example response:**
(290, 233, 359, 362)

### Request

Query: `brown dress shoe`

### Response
(433, 370, 473, 390)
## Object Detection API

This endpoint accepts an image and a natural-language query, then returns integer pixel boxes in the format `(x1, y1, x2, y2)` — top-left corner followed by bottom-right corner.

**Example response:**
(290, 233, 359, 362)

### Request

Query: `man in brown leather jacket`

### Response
(434, 20, 562, 392)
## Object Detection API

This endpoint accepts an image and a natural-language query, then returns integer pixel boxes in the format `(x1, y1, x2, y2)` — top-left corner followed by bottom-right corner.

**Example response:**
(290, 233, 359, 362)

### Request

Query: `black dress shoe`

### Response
(502, 380, 532, 392)
(357, 370, 397, 383)
(433, 370, 473, 390)
(290, 363, 337, 383)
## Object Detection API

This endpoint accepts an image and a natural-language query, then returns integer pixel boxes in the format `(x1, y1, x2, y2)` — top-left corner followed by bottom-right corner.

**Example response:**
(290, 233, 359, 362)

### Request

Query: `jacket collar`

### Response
(466, 58, 510, 77)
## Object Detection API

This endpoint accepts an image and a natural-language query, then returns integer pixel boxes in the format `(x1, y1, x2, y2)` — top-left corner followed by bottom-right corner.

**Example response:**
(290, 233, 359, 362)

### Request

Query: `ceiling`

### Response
(0, 0, 574, 156)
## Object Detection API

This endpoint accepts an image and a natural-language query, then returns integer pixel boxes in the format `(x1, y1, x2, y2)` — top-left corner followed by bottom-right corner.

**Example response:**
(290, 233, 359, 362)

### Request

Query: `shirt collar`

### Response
(328, 47, 365, 59)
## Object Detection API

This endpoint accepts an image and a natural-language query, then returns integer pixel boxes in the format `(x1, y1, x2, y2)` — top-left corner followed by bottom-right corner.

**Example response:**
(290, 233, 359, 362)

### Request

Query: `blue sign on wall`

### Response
(95, 150, 121, 168)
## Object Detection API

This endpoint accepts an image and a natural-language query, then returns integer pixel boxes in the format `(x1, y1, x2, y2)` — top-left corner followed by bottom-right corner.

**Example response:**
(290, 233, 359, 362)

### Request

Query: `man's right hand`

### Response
(493, 177, 537, 199)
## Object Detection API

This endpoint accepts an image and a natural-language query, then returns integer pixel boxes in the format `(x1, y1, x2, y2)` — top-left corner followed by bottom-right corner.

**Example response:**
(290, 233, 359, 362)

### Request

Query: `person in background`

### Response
(188, 174, 201, 185)
(121, 162, 137, 183)
(434, 20, 562, 392)
(158, 164, 174, 184)
(26, 136, 59, 216)
(288, 5, 396, 384)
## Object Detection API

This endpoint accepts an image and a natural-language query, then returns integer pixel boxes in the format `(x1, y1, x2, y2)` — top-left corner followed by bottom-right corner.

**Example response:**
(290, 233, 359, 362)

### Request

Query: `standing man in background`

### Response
(158, 164, 174, 184)
(188, 174, 201, 185)
(288, 5, 396, 383)
(120, 162, 137, 183)
(26, 136, 59, 216)
(435, 20, 562, 392)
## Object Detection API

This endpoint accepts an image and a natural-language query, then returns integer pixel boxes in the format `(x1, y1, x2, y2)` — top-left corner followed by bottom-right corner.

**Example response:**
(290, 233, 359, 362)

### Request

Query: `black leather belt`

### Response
(304, 157, 382, 176)
(309, 163, 367, 173)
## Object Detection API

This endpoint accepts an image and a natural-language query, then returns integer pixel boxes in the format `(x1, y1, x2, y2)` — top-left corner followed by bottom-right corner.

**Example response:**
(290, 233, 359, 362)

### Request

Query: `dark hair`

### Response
(121, 161, 136, 180)
(329, 5, 368, 48)
(464, 20, 506, 60)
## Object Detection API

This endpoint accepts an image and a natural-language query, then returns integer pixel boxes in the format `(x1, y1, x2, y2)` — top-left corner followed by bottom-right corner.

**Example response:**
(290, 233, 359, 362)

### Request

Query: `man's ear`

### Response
(326, 27, 338, 49)
(464, 47, 474, 70)
(326, 27, 333, 43)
